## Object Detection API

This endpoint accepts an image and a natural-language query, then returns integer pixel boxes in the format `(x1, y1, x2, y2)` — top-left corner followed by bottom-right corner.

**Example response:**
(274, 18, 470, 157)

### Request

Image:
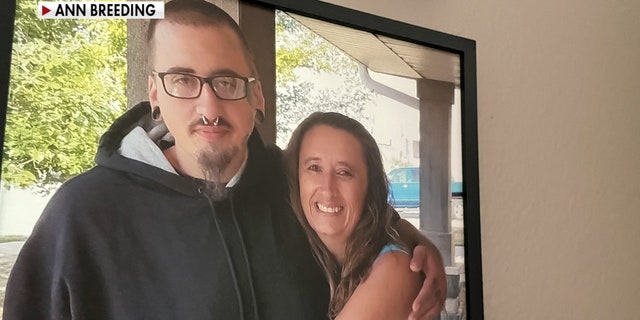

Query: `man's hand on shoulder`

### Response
(408, 244, 446, 320)
(393, 217, 446, 320)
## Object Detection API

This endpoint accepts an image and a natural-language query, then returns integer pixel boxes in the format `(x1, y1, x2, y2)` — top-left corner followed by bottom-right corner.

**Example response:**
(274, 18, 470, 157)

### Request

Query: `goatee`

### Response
(197, 144, 239, 201)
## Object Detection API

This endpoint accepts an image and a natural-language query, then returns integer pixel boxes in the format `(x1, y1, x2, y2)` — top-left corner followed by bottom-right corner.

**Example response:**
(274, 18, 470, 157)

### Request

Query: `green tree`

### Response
(2, 0, 127, 192)
(275, 11, 374, 148)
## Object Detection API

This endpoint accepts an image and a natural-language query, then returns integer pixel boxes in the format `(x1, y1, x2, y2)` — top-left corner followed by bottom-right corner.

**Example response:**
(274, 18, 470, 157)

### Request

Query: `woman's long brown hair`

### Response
(283, 112, 403, 318)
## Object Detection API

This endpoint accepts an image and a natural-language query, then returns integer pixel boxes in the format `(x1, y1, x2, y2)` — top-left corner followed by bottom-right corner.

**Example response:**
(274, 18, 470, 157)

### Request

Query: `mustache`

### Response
(189, 115, 231, 130)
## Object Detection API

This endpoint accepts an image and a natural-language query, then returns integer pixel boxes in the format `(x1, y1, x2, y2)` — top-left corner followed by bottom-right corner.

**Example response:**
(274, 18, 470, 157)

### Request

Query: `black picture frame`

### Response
(0, 0, 482, 317)
(249, 0, 484, 318)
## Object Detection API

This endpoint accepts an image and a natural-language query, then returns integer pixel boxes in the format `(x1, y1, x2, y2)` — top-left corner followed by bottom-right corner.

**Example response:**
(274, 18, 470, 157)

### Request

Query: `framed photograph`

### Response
(248, 0, 484, 318)
(0, 0, 483, 318)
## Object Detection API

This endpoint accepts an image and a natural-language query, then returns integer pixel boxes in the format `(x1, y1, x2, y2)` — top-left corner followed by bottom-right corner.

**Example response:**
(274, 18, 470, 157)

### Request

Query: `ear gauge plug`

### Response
(255, 109, 265, 123)
(152, 107, 162, 121)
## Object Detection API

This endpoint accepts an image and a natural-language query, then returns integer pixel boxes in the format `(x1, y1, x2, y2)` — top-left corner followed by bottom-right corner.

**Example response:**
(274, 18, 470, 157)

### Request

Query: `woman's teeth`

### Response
(316, 203, 343, 213)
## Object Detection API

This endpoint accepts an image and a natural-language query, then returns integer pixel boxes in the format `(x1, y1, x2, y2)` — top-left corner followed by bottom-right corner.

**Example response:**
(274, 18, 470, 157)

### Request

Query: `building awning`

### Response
(290, 13, 460, 86)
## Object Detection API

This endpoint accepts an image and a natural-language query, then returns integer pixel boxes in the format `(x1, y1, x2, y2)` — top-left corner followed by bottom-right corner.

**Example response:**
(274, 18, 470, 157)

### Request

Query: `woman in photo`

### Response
(284, 112, 422, 319)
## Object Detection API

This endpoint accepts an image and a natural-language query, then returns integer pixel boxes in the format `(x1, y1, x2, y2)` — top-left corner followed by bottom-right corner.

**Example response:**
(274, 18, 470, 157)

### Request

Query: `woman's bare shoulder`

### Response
(336, 250, 421, 320)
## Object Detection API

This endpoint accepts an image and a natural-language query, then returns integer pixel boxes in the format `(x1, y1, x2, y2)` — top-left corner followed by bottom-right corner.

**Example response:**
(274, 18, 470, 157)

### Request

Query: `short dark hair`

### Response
(146, 0, 256, 75)
(283, 112, 401, 318)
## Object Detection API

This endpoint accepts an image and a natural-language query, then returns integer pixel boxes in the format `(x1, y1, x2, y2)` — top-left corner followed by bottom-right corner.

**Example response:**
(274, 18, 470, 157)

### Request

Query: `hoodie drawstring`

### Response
(206, 195, 245, 320)
(204, 192, 259, 320)
(229, 195, 260, 320)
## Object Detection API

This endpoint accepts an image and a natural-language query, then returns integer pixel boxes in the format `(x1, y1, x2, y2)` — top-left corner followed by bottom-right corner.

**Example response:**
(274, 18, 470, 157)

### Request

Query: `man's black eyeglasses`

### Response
(153, 72, 256, 100)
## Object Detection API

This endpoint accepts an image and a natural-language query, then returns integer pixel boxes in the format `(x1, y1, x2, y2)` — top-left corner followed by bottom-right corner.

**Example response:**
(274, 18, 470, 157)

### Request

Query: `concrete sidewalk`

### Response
(0, 241, 25, 315)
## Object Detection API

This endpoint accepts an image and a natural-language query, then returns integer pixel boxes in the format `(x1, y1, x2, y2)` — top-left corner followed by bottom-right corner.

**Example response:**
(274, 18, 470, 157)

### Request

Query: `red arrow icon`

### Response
(41, 5, 51, 16)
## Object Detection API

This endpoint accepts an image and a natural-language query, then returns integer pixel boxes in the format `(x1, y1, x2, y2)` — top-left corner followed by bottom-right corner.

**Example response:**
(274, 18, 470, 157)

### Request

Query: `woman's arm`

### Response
(336, 251, 422, 320)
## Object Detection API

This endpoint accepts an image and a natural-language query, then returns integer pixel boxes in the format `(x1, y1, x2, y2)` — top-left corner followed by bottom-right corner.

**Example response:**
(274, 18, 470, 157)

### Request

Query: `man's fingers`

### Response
(410, 245, 428, 271)
(409, 296, 439, 320)
(410, 262, 447, 320)
(410, 276, 439, 318)
(409, 243, 446, 319)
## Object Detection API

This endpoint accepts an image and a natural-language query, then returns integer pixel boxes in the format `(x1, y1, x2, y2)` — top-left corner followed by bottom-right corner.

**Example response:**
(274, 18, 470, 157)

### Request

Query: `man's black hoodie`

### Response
(3, 102, 329, 320)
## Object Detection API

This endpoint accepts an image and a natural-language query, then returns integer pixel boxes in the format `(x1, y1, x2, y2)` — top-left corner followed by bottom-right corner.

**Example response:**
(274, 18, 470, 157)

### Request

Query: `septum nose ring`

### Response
(202, 115, 220, 126)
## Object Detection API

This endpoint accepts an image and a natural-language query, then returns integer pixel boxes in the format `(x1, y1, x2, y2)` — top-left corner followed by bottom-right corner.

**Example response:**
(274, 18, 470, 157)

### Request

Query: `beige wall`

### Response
(322, 0, 640, 319)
